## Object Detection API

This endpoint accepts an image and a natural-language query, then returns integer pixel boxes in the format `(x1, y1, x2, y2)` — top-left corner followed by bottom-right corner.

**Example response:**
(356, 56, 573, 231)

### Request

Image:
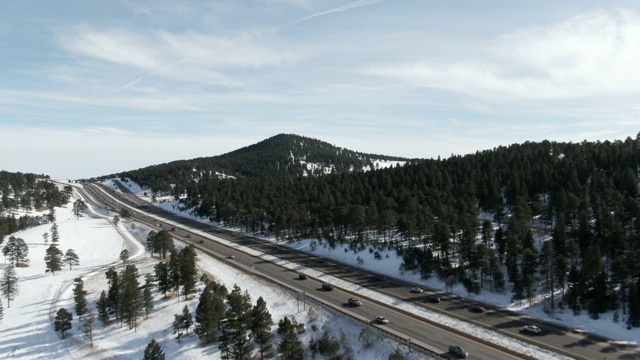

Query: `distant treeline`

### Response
(0, 171, 70, 241)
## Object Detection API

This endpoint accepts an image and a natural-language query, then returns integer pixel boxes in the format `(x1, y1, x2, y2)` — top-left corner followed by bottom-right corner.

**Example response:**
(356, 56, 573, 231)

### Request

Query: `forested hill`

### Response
(0, 171, 69, 241)
(139, 134, 640, 324)
(114, 134, 410, 193)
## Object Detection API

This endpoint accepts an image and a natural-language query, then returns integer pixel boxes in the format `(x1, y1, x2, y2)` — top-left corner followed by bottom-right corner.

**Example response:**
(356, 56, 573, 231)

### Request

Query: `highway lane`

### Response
(82, 182, 640, 360)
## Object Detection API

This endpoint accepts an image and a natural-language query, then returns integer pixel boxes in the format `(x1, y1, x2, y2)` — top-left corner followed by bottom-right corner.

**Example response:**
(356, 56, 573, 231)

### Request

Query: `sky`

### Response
(1, 0, 640, 179)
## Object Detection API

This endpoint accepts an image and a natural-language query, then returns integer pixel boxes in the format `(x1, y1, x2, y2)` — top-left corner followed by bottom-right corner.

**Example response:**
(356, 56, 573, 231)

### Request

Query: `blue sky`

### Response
(1, 0, 639, 179)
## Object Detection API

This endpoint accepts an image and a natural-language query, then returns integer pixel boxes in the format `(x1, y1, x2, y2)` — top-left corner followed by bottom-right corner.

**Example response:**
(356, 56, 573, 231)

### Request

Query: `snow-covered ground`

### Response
(111, 178, 640, 354)
(0, 186, 435, 359)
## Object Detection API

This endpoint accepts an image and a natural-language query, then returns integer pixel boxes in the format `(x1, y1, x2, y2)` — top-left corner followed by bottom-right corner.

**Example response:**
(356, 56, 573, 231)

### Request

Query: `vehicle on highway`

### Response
(322, 282, 334, 291)
(348, 298, 362, 307)
(375, 316, 389, 324)
(186, 234, 191, 238)
(469, 304, 486, 313)
(409, 287, 424, 293)
(171, 227, 176, 231)
(198, 239, 204, 244)
(427, 296, 441, 303)
(227, 255, 235, 260)
(298, 273, 308, 280)
(520, 325, 542, 335)
(448, 345, 468, 358)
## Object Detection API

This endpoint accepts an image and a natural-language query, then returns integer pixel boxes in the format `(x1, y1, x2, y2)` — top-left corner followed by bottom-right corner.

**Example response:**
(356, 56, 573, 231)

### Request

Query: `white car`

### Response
(520, 325, 541, 335)
(375, 316, 389, 324)
(409, 287, 424, 293)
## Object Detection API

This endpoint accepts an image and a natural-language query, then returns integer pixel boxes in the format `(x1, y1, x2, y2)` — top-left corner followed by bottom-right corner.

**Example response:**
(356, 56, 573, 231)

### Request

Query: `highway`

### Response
(79, 181, 640, 360)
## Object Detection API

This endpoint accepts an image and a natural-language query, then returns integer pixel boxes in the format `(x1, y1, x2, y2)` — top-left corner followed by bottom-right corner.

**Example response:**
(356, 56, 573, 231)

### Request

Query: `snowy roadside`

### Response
(101, 179, 574, 360)
(0, 188, 436, 359)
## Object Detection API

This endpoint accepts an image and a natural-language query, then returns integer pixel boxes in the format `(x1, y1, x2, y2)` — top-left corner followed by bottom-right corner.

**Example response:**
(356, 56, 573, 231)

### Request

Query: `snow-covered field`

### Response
(0, 187, 434, 359)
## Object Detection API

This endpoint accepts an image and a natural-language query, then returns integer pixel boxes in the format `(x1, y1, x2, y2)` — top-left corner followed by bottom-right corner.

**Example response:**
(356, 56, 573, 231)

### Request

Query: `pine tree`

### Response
(2, 236, 29, 266)
(219, 285, 254, 359)
(154, 262, 170, 298)
(120, 249, 129, 265)
(173, 305, 193, 342)
(154, 230, 174, 259)
(96, 290, 109, 327)
(72, 199, 87, 219)
(168, 249, 181, 295)
(42, 232, 49, 246)
(277, 316, 304, 360)
(195, 282, 226, 345)
(54, 308, 73, 339)
(73, 277, 88, 319)
(105, 267, 121, 322)
(143, 338, 165, 360)
(83, 310, 95, 347)
(63, 249, 80, 270)
(51, 223, 60, 244)
(0, 295, 3, 320)
(142, 274, 154, 319)
(388, 348, 406, 360)
(120, 265, 141, 330)
(179, 245, 197, 300)
(146, 230, 157, 255)
(251, 296, 274, 360)
(0, 265, 19, 307)
(181, 305, 193, 335)
(44, 244, 63, 275)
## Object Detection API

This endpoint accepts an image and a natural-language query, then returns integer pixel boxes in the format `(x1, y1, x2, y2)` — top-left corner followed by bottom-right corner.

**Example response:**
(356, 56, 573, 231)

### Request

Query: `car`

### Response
(198, 239, 204, 244)
(448, 345, 468, 358)
(298, 273, 308, 280)
(427, 296, 441, 303)
(227, 255, 235, 260)
(186, 234, 191, 238)
(520, 325, 542, 335)
(322, 283, 334, 291)
(374, 316, 389, 324)
(409, 287, 424, 293)
(348, 298, 362, 307)
(470, 304, 486, 313)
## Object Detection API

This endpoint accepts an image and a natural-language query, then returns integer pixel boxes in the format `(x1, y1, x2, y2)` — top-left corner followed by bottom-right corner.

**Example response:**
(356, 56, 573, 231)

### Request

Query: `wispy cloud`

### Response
(366, 9, 640, 101)
(59, 26, 305, 91)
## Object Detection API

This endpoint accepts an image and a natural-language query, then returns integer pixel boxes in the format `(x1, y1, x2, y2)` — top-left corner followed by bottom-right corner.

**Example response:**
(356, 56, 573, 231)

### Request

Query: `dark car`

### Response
(298, 273, 308, 280)
(348, 298, 362, 307)
(448, 345, 468, 358)
(470, 304, 486, 313)
(427, 296, 441, 303)
(322, 283, 334, 291)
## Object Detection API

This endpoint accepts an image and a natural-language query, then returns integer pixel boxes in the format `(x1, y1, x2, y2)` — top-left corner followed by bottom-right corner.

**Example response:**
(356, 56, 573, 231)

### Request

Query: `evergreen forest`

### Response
(118, 134, 640, 325)
(0, 171, 70, 241)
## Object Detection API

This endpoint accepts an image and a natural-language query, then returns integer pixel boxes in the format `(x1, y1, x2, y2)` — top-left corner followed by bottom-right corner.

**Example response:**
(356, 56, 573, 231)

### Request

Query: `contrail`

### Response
(115, 0, 387, 90)
(286, 0, 387, 26)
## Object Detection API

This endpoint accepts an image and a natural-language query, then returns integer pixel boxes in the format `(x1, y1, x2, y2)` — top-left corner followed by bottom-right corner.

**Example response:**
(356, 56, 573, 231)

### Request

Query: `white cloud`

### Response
(366, 9, 640, 101)
(59, 26, 305, 90)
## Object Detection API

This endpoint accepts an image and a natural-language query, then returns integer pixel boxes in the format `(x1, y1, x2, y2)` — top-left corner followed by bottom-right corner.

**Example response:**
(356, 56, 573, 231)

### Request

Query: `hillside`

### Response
(112, 134, 410, 193)
(110, 134, 640, 330)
